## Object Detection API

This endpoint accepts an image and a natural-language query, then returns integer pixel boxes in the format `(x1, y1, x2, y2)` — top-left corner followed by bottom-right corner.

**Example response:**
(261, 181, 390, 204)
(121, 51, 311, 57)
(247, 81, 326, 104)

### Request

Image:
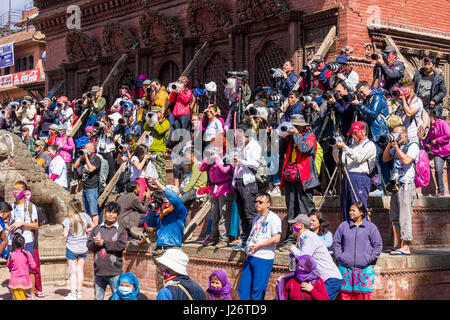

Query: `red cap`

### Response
(347, 121, 365, 135)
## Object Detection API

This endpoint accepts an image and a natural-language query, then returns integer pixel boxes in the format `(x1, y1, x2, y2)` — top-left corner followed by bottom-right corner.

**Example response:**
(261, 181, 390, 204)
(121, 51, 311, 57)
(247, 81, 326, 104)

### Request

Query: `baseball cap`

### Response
(143, 79, 151, 85)
(347, 121, 366, 135)
(91, 86, 101, 92)
(383, 46, 396, 53)
(336, 54, 348, 65)
(288, 214, 310, 228)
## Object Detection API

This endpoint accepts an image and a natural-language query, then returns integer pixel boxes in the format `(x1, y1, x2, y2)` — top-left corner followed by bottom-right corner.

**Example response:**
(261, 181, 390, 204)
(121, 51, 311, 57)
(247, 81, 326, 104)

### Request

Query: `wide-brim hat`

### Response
(151, 106, 162, 113)
(49, 124, 59, 131)
(155, 249, 189, 276)
(290, 114, 309, 127)
(91, 86, 101, 92)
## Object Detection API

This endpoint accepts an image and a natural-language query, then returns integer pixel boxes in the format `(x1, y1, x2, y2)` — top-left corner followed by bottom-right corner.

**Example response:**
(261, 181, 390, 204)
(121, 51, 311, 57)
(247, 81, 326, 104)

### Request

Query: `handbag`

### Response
(284, 141, 301, 182)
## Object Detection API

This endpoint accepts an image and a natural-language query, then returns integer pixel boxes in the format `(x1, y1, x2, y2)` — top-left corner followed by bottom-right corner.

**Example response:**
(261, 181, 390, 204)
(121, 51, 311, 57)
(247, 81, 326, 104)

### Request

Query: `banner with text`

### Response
(0, 42, 14, 69)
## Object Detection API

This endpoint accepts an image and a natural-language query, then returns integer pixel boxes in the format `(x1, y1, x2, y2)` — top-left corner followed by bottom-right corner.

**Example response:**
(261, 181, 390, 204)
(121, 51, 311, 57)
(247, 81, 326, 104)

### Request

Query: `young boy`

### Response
(87, 202, 128, 300)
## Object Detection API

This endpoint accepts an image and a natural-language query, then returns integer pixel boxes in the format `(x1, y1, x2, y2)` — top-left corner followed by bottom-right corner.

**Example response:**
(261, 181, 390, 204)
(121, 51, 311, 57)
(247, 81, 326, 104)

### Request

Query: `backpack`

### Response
(407, 142, 430, 188)
(96, 154, 109, 188)
(304, 132, 322, 174)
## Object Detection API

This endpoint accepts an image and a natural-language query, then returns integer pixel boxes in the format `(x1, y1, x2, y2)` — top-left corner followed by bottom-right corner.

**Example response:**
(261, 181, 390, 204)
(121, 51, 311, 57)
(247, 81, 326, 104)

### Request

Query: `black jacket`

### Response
(380, 60, 405, 92)
(413, 69, 447, 107)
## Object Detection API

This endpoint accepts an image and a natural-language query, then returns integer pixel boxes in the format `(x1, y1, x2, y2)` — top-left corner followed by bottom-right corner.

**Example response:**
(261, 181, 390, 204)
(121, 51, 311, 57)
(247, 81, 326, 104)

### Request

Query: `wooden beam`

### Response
(183, 200, 211, 242)
(384, 35, 415, 79)
(282, 25, 337, 112)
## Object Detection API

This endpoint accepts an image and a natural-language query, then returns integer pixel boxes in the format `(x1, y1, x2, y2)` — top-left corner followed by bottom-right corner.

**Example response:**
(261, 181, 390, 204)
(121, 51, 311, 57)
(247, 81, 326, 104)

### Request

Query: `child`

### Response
(205, 270, 239, 300)
(62, 199, 94, 300)
(7, 232, 37, 300)
(110, 272, 141, 300)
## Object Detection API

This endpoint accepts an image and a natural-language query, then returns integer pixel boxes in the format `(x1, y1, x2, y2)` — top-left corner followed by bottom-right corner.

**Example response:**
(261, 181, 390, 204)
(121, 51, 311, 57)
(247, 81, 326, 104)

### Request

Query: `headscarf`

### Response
(276, 255, 319, 300)
(207, 270, 232, 300)
(111, 272, 140, 300)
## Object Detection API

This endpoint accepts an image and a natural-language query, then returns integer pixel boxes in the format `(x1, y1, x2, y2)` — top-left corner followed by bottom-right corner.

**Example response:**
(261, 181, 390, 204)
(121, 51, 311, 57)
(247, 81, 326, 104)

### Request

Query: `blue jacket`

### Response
(156, 275, 206, 300)
(281, 101, 303, 123)
(332, 219, 383, 270)
(146, 188, 187, 247)
(356, 88, 389, 142)
(277, 71, 299, 99)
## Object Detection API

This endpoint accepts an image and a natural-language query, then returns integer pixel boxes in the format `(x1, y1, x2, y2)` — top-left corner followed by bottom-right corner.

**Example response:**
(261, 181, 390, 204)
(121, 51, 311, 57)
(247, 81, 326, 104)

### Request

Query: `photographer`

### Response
(145, 178, 188, 256)
(143, 106, 170, 185)
(391, 79, 423, 143)
(352, 81, 390, 192)
(74, 142, 102, 225)
(300, 57, 330, 94)
(114, 110, 142, 142)
(129, 144, 154, 200)
(57, 100, 74, 131)
(281, 90, 303, 123)
(275, 60, 300, 100)
(325, 80, 355, 141)
(333, 121, 376, 221)
(333, 55, 359, 92)
(111, 85, 132, 114)
(149, 79, 169, 113)
(413, 55, 447, 118)
(39, 98, 57, 140)
(382, 125, 419, 256)
(95, 113, 116, 184)
(52, 124, 75, 182)
(374, 46, 405, 94)
(168, 76, 193, 131)
(16, 96, 36, 136)
(279, 114, 319, 251)
(81, 86, 106, 114)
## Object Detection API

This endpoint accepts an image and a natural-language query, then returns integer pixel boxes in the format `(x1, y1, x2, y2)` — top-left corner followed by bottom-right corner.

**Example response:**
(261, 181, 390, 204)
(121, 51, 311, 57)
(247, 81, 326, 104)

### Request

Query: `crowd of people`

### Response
(0, 45, 449, 300)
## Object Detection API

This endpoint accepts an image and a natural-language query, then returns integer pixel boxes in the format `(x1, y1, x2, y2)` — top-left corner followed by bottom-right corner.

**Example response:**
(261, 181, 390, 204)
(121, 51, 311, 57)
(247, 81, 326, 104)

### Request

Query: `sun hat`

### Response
(155, 249, 189, 276)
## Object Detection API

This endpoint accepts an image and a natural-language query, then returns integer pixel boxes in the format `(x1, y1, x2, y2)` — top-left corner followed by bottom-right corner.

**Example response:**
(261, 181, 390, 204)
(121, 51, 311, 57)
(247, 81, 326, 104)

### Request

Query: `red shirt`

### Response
(283, 278, 329, 300)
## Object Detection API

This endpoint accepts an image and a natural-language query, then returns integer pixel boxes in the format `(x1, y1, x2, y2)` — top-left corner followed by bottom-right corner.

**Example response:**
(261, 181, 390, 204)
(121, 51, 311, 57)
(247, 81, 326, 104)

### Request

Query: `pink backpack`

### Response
(408, 142, 430, 188)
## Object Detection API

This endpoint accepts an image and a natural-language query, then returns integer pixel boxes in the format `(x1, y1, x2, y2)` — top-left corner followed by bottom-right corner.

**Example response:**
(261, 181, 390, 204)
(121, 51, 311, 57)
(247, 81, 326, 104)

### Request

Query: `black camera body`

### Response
(342, 91, 363, 103)
(371, 53, 389, 61)
(322, 90, 339, 101)
(150, 199, 163, 212)
(244, 106, 258, 116)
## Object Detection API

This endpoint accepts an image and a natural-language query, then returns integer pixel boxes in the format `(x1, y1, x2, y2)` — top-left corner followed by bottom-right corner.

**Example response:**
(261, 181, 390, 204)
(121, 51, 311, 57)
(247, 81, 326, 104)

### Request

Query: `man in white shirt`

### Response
(47, 144, 68, 189)
(333, 121, 376, 221)
(382, 125, 419, 255)
(231, 123, 262, 249)
(238, 192, 281, 300)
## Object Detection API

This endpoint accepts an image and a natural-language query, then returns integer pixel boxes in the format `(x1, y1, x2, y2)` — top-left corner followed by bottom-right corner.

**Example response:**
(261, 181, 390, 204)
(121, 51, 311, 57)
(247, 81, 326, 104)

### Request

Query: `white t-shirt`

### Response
(248, 211, 281, 260)
(8, 202, 38, 244)
(390, 142, 420, 184)
(49, 154, 68, 188)
(62, 212, 93, 254)
(130, 155, 146, 181)
(399, 97, 423, 144)
(204, 118, 223, 141)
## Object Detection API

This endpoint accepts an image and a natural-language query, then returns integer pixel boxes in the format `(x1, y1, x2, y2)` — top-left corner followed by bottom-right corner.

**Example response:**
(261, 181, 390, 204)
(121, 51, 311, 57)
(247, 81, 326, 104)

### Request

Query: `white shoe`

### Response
(76, 290, 82, 299)
(267, 187, 281, 196)
(64, 292, 78, 300)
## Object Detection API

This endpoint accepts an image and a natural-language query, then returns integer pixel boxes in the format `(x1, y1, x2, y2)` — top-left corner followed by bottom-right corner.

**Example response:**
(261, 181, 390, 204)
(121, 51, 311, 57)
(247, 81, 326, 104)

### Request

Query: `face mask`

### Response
(163, 269, 171, 279)
(118, 286, 133, 296)
(293, 224, 301, 233)
(13, 191, 25, 200)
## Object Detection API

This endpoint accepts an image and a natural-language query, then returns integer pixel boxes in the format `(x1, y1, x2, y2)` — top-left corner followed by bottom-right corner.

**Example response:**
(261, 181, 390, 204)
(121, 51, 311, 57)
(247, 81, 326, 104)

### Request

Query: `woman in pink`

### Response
(7, 233, 37, 300)
(276, 254, 329, 300)
(199, 149, 234, 248)
(52, 124, 75, 181)
(422, 114, 450, 196)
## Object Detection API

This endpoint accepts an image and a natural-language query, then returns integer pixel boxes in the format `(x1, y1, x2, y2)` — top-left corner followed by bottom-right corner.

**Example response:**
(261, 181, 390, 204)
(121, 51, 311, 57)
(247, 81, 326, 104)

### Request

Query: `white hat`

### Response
(155, 249, 189, 276)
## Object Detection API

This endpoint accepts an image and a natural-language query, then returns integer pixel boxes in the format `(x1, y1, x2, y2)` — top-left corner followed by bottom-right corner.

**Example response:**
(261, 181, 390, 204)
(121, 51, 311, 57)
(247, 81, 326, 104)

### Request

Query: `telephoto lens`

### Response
(370, 53, 379, 60)
(86, 92, 93, 99)
(280, 125, 288, 132)
(118, 118, 125, 125)
(21, 100, 28, 106)
(78, 149, 85, 156)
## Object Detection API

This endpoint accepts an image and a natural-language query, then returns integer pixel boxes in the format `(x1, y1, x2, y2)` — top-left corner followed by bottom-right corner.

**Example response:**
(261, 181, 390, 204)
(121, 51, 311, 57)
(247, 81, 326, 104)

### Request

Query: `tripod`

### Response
(316, 148, 359, 212)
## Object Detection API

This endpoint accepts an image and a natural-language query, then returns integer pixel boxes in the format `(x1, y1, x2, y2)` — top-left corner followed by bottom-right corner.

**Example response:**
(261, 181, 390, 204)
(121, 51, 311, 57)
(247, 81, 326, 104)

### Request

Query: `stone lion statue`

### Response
(0, 130, 71, 224)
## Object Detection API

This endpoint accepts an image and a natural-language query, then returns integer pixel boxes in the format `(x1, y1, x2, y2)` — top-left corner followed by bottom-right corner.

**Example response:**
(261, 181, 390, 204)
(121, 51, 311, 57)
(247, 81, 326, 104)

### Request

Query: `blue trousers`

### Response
(324, 278, 343, 300)
(94, 275, 120, 300)
(82, 187, 99, 216)
(238, 256, 274, 300)
(341, 172, 370, 221)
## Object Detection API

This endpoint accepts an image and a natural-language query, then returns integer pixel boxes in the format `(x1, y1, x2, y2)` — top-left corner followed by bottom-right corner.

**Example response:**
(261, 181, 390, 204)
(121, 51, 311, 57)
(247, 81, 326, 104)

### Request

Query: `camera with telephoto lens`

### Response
(322, 90, 339, 101)
(225, 70, 249, 78)
(330, 134, 343, 146)
(21, 100, 29, 106)
(244, 106, 258, 116)
(146, 85, 157, 94)
(78, 149, 91, 157)
(305, 61, 319, 72)
(8, 101, 18, 112)
(149, 199, 163, 212)
(269, 68, 283, 78)
(371, 53, 389, 61)
(0, 109, 6, 117)
(117, 144, 129, 153)
(378, 132, 402, 144)
(268, 88, 283, 104)
(168, 81, 183, 93)
(326, 63, 342, 73)
(300, 94, 314, 106)
(86, 92, 95, 99)
(36, 102, 46, 109)
(342, 91, 363, 103)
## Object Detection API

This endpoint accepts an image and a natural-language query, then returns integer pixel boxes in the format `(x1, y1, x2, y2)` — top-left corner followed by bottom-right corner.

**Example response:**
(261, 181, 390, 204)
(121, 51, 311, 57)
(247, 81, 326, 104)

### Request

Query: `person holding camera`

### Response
(75, 142, 102, 225)
(16, 96, 36, 136)
(149, 79, 169, 112)
(238, 192, 281, 300)
(114, 110, 142, 141)
(352, 81, 390, 193)
(145, 178, 188, 257)
(300, 56, 330, 94)
(333, 121, 376, 221)
(129, 144, 154, 200)
(168, 76, 193, 131)
(325, 80, 355, 141)
(373, 46, 405, 95)
(81, 86, 106, 114)
(95, 113, 116, 184)
(275, 60, 300, 100)
(47, 144, 68, 190)
(413, 55, 447, 118)
(57, 100, 74, 131)
(143, 105, 170, 185)
(333, 55, 359, 92)
(391, 79, 423, 144)
(382, 125, 419, 255)
(279, 114, 319, 251)
(281, 90, 303, 123)
(39, 98, 57, 140)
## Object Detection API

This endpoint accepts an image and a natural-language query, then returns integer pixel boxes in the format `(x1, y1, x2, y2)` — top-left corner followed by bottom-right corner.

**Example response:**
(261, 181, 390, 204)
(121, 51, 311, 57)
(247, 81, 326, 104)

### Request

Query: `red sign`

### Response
(0, 74, 12, 88)
(12, 69, 40, 86)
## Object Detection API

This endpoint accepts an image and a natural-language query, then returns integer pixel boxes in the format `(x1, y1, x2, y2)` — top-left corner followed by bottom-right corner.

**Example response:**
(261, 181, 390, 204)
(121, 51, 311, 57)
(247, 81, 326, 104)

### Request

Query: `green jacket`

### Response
(144, 118, 170, 152)
(82, 97, 106, 113)
(183, 162, 207, 192)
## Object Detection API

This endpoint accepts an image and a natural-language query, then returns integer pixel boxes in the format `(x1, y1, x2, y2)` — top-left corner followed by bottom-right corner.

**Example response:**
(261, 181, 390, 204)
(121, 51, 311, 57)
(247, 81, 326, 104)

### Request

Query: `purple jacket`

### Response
(423, 118, 450, 158)
(53, 135, 75, 163)
(332, 219, 383, 270)
(199, 157, 234, 198)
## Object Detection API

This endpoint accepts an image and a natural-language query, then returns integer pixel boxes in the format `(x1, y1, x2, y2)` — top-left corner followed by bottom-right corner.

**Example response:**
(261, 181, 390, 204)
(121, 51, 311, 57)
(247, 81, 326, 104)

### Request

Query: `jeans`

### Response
(82, 187, 99, 216)
(434, 155, 450, 194)
(238, 256, 274, 300)
(94, 275, 120, 300)
(173, 114, 191, 131)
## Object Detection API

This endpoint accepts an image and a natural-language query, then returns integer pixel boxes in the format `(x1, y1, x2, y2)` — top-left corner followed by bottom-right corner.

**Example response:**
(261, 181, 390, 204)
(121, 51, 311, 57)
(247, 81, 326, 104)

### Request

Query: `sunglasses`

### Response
(255, 200, 265, 204)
